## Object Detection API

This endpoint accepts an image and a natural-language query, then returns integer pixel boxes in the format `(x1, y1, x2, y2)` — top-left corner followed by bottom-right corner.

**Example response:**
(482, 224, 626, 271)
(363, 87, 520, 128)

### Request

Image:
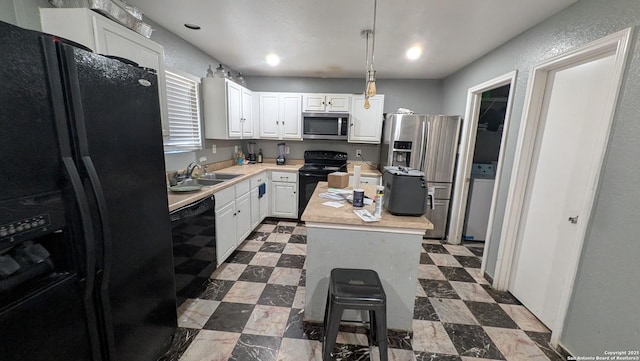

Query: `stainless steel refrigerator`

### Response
(379, 113, 462, 239)
(0, 21, 176, 360)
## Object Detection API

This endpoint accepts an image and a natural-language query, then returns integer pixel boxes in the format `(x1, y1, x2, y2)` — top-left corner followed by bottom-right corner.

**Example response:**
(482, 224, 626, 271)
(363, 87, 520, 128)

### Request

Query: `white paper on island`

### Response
(353, 209, 378, 222)
(323, 201, 345, 208)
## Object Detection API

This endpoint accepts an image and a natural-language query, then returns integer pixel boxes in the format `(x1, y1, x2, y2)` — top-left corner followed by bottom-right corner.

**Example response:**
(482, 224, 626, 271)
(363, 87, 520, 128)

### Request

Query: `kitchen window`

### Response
(163, 68, 202, 152)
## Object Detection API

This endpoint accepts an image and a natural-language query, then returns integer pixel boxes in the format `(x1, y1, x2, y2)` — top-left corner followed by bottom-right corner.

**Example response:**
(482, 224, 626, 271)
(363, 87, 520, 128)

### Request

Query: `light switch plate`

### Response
(199, 156, 207, 162)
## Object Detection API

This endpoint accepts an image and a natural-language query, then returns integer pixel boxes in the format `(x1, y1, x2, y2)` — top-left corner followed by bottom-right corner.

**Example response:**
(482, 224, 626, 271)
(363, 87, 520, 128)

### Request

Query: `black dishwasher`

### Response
(169, 195, 216, 307)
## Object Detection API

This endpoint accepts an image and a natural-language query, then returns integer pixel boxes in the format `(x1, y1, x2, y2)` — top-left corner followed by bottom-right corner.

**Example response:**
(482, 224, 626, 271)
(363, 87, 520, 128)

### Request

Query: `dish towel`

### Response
(258, 183, 266, 198)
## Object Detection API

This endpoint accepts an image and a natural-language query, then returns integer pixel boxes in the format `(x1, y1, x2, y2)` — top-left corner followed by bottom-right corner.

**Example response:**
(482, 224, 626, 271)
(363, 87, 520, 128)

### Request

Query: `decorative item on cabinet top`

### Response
(50, 0, 153, 38)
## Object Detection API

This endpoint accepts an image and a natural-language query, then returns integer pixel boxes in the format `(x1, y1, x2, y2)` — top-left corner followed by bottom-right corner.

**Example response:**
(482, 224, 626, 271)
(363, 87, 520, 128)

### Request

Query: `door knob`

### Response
(568, 216, 578, 224)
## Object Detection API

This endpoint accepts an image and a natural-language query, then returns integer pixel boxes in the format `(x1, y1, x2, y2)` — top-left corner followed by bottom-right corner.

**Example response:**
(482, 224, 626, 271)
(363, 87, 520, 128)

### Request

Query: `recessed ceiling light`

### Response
(184, 24, 201, 30)
(406, 46, 422, 60)
(266, 53, 280, 66)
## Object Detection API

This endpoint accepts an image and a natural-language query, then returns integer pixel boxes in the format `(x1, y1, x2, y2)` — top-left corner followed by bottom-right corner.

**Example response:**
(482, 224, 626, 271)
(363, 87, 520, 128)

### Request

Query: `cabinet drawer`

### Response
(349, 176, 381, 186)
(235, 179, 250, 196)
(271, 171, 297, 183)
(214, 186, 235, 210)
(251, 172, 267, 188)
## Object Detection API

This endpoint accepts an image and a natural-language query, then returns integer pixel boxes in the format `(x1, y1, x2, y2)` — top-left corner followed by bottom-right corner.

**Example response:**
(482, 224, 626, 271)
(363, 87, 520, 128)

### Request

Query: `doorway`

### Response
(462, 84, 510, 242)
(494, 28, 631, 345)
(449, 71, 517, 280)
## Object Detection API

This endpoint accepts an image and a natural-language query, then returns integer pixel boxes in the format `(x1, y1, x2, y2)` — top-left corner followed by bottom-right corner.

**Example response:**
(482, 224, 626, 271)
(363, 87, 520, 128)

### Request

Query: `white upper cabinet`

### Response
(257, 92, 302, 140)
(40, 8, 169, 137)
(202, 78, 254, 139)
(348, 94, 385, 144)
(302, 94, 350, 112)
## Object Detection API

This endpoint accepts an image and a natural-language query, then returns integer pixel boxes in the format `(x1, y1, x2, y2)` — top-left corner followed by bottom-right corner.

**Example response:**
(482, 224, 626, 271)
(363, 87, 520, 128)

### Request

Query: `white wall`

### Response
(442, 0, 640, 353)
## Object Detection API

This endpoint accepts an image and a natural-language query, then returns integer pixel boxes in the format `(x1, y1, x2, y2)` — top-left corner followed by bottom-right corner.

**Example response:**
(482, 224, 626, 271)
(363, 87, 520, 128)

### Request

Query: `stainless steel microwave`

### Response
(302, 112, 350, 140)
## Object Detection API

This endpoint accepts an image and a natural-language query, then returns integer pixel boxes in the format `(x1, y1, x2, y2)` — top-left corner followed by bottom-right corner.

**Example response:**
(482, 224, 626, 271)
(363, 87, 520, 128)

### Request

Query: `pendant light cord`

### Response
(370, 0, 377, 71)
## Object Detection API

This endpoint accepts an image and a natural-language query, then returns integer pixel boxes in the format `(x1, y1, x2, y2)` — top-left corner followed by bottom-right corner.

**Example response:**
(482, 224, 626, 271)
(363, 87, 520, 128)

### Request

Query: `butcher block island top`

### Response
(301, 182, 433, 231)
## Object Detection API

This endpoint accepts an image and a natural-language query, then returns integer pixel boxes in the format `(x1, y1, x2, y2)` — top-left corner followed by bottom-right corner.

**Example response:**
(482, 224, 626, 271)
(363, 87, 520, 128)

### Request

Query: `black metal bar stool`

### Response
(322, 268, 388, 361)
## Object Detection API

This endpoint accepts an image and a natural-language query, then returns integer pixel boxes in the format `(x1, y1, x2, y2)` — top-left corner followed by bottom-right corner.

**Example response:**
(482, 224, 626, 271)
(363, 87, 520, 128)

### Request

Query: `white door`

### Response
(271, 182, 296, 218)
(326, 94, 350, 112)
(349, 95, 384, 143)
(281, 94, 302, 139)
(235, 192, 252, 243)
(510, 53, 617, 328)
(241, 88, 254, 138)
(226, 82, 242, 137)
(259, 94, 279, 138)
(215, 202, 237, 265)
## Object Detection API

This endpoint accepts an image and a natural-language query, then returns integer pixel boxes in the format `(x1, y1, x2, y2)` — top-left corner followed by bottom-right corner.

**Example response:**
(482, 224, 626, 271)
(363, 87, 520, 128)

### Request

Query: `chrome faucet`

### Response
(185, 162, 201, 178)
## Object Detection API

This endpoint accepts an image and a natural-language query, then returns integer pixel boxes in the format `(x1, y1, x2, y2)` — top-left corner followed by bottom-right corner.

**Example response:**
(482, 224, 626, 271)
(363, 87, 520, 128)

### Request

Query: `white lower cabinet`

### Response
(215, 179, 251, 265)
(250, 172, 269, 229)
(215, 200, 236, 265)
(235, 192, 252, 241)
(270, 171, 298, 219)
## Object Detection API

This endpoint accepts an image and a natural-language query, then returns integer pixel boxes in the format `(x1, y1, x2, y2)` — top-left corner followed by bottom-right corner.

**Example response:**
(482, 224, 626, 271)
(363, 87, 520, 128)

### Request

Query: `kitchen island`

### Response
(301, 182, 433, 331)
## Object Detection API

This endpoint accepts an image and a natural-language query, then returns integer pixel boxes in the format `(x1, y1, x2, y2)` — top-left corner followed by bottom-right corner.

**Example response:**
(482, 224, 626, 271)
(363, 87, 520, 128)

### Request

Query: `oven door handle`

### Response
(300, 173, 328, 178)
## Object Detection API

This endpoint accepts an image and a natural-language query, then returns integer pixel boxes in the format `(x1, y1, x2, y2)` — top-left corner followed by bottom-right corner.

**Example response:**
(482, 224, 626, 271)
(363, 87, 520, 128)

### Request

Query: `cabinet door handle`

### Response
(237, 210, 241, 214)
(350, 123, 354, 126)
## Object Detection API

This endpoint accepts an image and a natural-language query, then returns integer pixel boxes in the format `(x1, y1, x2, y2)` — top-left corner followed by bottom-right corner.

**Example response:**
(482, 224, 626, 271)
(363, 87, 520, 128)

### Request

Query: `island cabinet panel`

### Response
(304, 227, 422, 330)
(301, 182, 432, 331)
(215, 201, 236, 265)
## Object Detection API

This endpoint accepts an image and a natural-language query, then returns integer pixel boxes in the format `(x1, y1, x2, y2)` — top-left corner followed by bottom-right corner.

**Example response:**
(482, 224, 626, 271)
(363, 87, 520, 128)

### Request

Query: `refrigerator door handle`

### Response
(58, 42, 118, 361)
(427, 186, 436, 210)
(43, 37, 103, 361)
(421, 120, 431, 173)
(82, 156, 117, 359)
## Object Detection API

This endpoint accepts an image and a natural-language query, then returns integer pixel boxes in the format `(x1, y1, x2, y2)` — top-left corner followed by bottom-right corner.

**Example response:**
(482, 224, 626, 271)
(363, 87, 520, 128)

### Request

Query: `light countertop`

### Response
(167, 162, 302, 212)
(300, 182, 433, 230)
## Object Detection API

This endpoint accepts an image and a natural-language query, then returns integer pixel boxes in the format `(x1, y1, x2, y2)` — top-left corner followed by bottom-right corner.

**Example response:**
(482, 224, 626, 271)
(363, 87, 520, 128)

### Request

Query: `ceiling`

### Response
(126, 0, 577, 79)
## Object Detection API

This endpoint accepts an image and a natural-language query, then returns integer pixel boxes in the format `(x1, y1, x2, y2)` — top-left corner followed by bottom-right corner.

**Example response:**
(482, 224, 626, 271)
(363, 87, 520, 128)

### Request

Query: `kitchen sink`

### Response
(201, 173, 241, 181)
(196, 179, 225, 186)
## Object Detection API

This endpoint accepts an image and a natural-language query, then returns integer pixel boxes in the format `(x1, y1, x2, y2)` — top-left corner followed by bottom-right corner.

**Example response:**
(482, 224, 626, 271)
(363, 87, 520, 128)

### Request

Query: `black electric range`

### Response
(298, 150, 348, 218)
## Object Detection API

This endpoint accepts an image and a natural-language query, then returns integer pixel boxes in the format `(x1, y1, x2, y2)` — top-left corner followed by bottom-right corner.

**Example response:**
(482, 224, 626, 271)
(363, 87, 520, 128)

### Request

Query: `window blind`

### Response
(163, 68, 202, 152)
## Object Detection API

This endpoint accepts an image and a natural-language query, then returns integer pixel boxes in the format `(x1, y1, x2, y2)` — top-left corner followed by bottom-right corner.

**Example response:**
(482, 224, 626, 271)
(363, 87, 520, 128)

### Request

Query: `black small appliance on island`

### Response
(383, 166, 430, 216)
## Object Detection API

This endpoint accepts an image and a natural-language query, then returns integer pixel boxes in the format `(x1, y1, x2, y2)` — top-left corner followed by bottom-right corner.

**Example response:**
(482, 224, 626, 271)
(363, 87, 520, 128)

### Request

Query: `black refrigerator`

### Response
(0, 21, 177, 360)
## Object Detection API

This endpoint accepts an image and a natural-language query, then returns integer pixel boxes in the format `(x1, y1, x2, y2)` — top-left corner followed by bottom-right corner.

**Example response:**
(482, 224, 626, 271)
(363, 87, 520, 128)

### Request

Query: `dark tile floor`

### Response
(162, 218, 566, 361)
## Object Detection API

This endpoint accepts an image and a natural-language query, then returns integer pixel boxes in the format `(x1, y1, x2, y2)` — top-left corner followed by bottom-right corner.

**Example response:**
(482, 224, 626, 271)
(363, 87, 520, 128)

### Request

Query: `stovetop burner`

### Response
(300, 151, 348, 174)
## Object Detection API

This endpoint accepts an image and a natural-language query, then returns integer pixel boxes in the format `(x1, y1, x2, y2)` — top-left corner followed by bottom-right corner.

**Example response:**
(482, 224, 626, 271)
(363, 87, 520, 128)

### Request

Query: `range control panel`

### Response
(0, 214, 50, 239)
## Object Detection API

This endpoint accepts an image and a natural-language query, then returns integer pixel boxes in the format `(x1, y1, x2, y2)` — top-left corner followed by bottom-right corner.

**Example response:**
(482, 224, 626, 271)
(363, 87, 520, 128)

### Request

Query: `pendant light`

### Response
(362, 0, 378, 109)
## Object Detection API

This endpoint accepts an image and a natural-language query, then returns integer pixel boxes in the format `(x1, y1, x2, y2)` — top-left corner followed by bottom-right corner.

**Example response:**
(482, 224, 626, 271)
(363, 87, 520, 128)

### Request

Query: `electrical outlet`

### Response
(212, 144, 216, 154)
(285, 146, 290, 154)
(356, 149, 362, 157)
(199, 156, 207, 163)
(234, 145, 239, 153)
